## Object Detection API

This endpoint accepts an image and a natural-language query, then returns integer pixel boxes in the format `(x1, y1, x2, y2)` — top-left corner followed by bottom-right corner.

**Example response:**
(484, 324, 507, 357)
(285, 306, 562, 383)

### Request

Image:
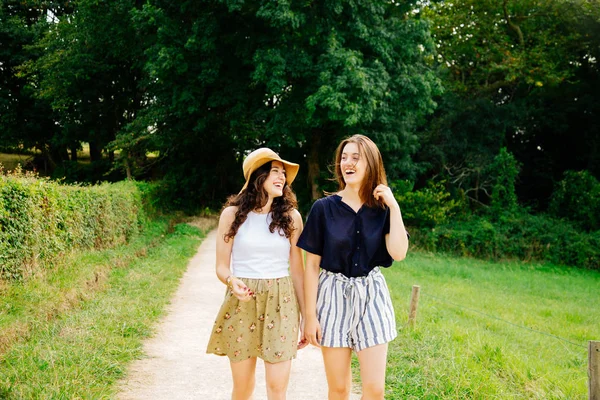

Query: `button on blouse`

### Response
(297, 195, 393, 277)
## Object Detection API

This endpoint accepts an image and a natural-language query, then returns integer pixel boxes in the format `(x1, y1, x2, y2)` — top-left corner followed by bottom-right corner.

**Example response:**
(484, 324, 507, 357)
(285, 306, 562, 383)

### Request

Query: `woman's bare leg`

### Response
(321, 346, 353, 400)
(264, 359, 292, 400)
(356, 343, 388, 400)
(230, 357, 257, 400)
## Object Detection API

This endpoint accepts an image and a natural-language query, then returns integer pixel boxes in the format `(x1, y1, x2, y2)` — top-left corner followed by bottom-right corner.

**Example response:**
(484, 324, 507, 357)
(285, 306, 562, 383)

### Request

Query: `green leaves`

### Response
(424, 0, 580, 93)
(549, 170, 600, 232)
(0, 173, 144, 280)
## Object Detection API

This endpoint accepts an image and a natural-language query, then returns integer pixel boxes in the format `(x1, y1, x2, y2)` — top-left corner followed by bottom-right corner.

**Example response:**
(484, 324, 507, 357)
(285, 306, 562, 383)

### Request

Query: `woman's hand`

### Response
(230, 278, 253, 302)
(373, 184, 398, 209)
(298, 318, 308, 349)
(304, 315, 322, 347)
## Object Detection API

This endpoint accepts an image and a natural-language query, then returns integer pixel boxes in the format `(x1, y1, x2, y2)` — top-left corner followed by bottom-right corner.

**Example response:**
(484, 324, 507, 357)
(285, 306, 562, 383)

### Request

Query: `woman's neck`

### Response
(254, 197, 273, 214)
(339, 186, 363, 205)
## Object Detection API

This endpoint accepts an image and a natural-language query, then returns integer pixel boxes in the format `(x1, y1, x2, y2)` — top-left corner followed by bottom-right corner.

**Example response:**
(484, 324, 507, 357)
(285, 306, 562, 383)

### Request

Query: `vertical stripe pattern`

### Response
(316, 267, 397, 351)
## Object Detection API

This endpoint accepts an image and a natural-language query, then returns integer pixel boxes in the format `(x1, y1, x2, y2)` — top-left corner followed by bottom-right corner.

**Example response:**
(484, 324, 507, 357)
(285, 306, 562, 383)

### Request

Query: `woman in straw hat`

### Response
(298, 135, 409, 400)
(207, 148, 307, 400)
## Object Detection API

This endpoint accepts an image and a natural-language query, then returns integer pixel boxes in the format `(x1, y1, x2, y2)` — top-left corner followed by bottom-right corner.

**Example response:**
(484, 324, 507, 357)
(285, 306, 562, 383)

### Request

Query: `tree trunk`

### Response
(503, 0, 524, 46)
(124, 156, 132, 180)
(70, 145, 78, 162)
(307, 131, 322, 201)
(89, 141, 102, 162)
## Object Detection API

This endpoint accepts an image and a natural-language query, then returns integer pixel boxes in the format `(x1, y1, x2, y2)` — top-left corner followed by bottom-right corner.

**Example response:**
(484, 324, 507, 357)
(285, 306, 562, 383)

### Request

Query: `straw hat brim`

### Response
(240, 149, 299, 193)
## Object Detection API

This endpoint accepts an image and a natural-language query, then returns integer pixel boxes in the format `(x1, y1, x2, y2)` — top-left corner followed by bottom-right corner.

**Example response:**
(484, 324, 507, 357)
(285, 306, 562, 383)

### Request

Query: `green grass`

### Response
(2, 222, 597, 399)
(0, 217, 215, 399)
(382, 252, 600, 399)
(0, 153, 33, 172)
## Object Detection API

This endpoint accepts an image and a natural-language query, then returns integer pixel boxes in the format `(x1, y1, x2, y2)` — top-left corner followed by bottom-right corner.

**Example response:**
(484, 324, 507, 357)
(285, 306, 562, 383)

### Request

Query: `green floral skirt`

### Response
(206, 276, 300, 363)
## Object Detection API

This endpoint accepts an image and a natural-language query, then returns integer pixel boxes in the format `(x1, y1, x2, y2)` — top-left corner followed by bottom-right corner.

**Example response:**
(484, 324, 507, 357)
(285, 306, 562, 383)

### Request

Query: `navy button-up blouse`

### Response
(297, 195, 393, 277)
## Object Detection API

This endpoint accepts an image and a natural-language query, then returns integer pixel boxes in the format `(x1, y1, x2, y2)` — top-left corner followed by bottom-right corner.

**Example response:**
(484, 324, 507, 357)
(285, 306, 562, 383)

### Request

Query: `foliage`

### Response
(247, 0, 442, 183)
(488, 147, 519, 214)
(0, 170, 144, 280)
(0, 1, 69, 168)
(124, 0, 441, 208)
(29, 0, 146, 170)
(51, 159, 125, 184)
(548, 170, 600, 232)
(1, 0, 600, 232)
(423, 0, 580, 93)
(419, 0, 600, 210)
(393, 180, 461, 228)
(410, 212, 600, 270)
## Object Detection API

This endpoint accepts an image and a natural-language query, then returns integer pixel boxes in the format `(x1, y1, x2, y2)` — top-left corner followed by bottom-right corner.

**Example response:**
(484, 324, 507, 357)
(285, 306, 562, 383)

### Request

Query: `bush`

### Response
(393, 180, 461, 228)
(410, 212, 600, 270)
(548, 170, 600, 232)
(0, 170, 144, 280)
(488, 148, 520, 215)
(51, 159, 125, 184)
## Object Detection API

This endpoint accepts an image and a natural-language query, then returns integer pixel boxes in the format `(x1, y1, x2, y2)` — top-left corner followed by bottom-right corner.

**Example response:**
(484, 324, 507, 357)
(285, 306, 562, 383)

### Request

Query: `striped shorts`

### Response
(316, 267, 397, 352)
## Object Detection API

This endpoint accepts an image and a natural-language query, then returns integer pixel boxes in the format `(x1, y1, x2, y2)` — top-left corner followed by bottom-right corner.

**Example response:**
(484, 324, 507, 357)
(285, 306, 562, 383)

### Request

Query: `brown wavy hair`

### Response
(224, 161, 298, 242)
(334, 134, 387, 209)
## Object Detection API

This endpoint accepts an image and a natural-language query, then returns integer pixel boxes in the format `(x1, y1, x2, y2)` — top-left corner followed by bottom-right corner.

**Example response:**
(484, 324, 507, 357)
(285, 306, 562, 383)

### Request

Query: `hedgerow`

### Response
(0, 169, 144, 280)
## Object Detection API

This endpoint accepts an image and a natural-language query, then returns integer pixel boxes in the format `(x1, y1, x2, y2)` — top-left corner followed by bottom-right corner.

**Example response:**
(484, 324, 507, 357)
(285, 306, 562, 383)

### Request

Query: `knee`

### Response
(328, 385, 351, 399)
(266, 380, 287, 396)
(232, 380, 255, 399)
(361, 381, 385, 400)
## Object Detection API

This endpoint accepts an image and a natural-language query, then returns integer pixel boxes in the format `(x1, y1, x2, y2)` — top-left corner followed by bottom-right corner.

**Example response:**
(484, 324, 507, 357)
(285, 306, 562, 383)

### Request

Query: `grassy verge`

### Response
(381, 252, 600, 399)
(0, 216, 216, 399)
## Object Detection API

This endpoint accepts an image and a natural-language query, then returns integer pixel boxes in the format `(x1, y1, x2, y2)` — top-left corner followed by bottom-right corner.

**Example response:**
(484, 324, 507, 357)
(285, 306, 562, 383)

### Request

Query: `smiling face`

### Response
(334, 135, 388, 207)
(262, 161, 287, 198)
(340, 142, 366, 187)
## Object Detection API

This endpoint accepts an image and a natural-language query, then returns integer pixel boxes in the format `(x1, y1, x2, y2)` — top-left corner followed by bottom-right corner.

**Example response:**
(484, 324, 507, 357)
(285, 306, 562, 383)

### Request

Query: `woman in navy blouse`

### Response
(298, 134, 409, 400)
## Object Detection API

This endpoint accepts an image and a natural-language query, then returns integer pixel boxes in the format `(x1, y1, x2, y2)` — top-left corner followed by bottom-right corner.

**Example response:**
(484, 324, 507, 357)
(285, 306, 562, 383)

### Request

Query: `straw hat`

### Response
(240, 148, 299, 192)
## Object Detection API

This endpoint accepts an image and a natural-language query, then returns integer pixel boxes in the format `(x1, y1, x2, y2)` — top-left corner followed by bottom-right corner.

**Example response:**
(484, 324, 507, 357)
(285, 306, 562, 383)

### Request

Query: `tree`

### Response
(420, 0, 600, 209)
(129, 0, 440, 208)
(31, 0, 145, 176)
(0, 1, 72, 171)
(248, 0, 441, 199)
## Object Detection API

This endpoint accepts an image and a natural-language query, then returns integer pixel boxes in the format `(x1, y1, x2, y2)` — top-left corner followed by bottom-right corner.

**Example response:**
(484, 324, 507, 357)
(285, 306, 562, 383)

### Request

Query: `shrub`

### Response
(410, 212, 599, 270)
(488, 148, 520, 215)
(548, 170, 600, 232)
(0, 170, 144, 280)
(393, 180, 460, 228)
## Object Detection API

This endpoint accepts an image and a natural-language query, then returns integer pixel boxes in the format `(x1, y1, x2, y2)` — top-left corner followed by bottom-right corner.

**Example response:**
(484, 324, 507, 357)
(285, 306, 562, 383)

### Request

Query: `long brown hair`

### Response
(334, 134, 387, 208)
(224, 161, 297, 242)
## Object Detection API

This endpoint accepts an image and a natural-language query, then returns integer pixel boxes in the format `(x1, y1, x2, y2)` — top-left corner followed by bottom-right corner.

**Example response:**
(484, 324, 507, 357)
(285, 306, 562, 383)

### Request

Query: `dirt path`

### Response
(116, 229, 361, 400)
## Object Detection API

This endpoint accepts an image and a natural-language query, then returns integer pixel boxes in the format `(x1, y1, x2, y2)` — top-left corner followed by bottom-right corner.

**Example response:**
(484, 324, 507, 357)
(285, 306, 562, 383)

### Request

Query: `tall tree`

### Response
(31, 0, 145, 174)
(248, 0, 441, 199)
(420, 0, 600, 208)
(0, 1, 72, 170)
(130, 0, 440, 208)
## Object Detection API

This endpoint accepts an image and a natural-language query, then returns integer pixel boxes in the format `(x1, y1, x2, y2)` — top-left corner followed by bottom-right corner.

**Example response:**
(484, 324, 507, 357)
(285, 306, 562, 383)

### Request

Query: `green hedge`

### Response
(0, 172, 144, 280)
(410, 213, 600, 270)
(395, 165, 600, 270)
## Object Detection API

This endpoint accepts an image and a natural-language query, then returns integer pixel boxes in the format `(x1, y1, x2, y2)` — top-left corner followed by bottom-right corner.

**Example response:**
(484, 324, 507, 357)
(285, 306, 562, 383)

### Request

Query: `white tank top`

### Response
(231, 211, 291, 279)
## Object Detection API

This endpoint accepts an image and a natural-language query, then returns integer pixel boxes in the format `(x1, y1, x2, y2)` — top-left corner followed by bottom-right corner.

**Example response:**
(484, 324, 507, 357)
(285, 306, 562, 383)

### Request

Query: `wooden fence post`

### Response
(408, 285, 420, 327)
(590, 340, 600, 400)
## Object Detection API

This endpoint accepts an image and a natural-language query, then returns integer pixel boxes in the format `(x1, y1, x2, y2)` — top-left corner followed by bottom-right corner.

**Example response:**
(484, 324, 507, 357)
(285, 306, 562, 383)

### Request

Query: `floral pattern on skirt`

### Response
(206, 276, 299, 363)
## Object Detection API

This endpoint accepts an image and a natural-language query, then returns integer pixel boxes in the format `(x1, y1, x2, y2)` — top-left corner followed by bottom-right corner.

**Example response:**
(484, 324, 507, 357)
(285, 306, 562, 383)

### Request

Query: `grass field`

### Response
(381, 252, 600, 399)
